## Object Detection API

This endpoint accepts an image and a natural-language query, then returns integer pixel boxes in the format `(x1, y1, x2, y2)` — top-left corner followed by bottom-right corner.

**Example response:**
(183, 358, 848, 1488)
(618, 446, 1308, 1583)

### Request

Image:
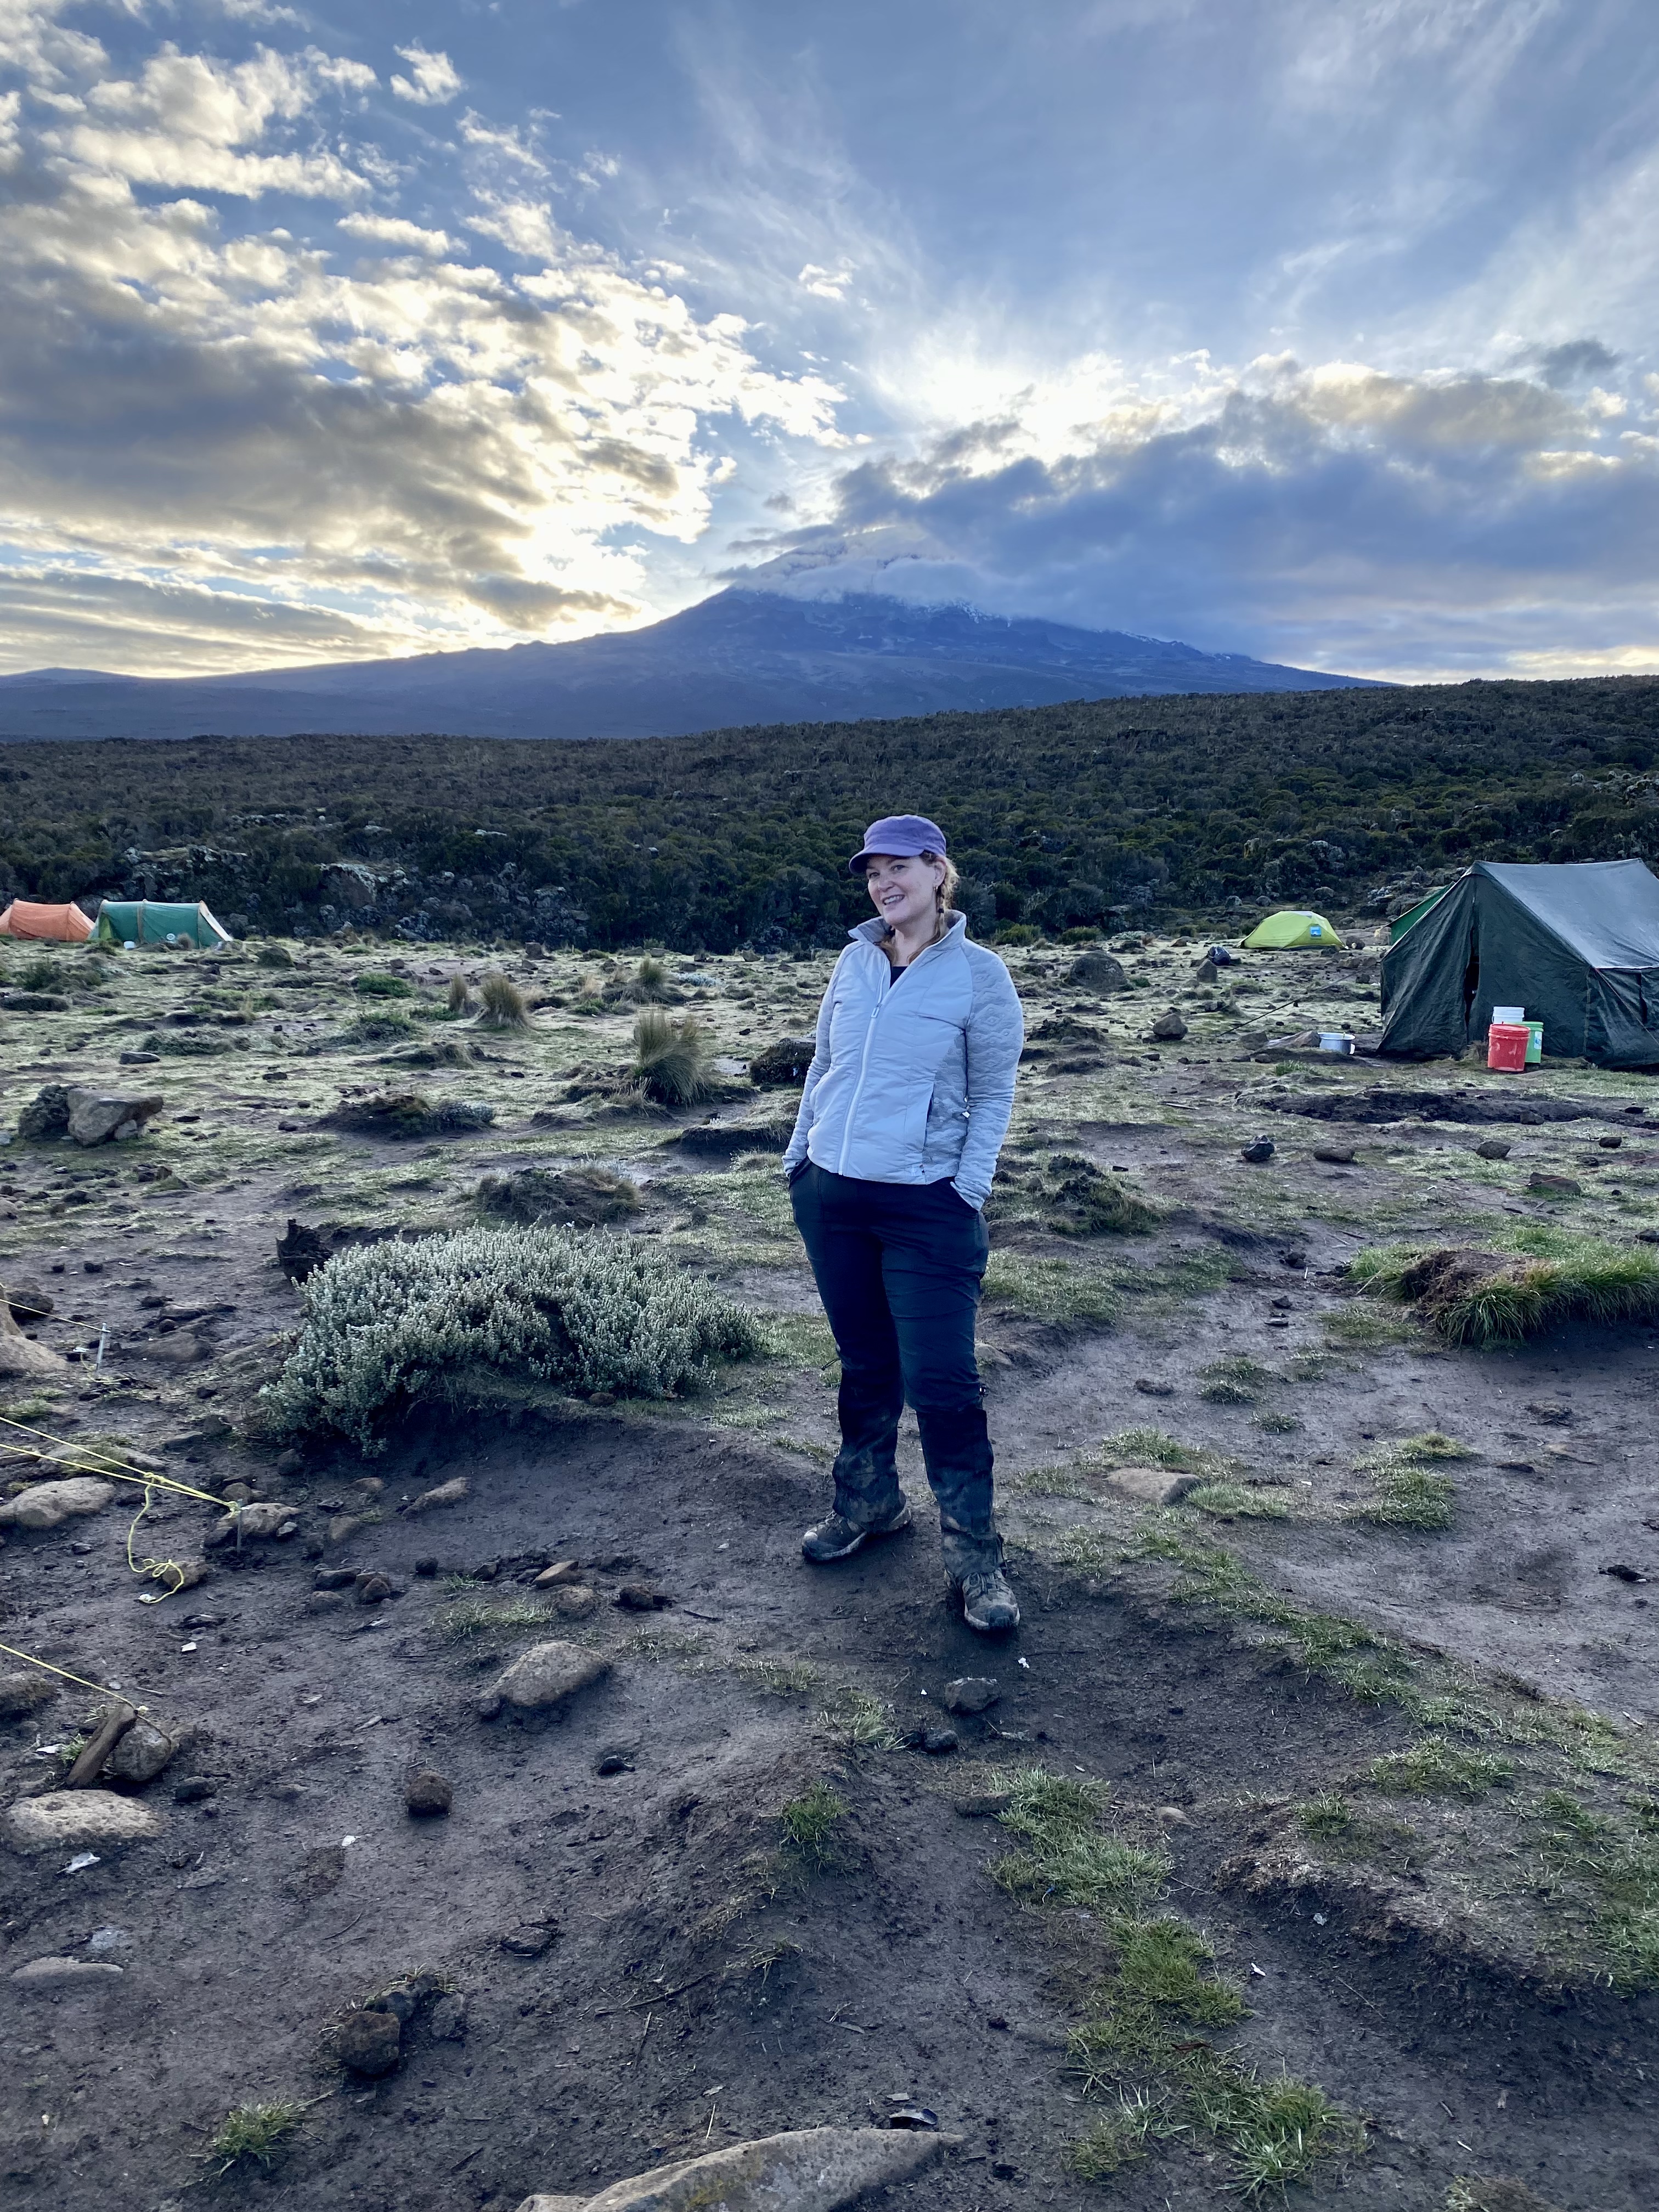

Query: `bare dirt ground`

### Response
(1, 927, 1655, 2212)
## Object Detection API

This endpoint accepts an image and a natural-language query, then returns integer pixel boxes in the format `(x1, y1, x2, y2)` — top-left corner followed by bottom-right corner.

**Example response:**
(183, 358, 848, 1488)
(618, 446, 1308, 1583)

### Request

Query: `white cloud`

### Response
(465, 197, 562, 261)
(338, 212, 456, 256)
(391, 44, 462, 108)
(798, 261, 854, 301)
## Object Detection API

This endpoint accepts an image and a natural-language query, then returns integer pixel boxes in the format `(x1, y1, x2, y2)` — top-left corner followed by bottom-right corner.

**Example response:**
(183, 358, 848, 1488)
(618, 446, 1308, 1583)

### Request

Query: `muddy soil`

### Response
(1, 928, 1656, 2212)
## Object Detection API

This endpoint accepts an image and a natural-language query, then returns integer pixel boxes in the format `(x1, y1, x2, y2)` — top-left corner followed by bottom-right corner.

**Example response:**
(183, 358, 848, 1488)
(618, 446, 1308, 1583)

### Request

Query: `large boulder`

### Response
(4, 1790, 165, 1854)
(1067, 949, 1127, 994)
(0, 1477, 115, 1529)
(477, 1641, 610, 1720)
(66, 1089, 163, 1146)
(514, 2126, 946, 2212)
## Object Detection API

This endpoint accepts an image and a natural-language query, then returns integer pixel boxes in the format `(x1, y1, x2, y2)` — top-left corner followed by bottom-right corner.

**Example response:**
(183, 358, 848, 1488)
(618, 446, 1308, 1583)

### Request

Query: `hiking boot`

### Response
(958, 1564, 1020, 1634)
(801, 1499, 912, 1564)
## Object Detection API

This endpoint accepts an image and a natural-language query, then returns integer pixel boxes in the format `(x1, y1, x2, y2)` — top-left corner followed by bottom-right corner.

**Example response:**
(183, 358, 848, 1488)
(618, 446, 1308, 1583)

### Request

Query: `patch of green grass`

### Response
(778, 1781, 846, 1867)
(982, 1252, 1121, 1325)
(1096, 1427, 1216, 1473)
(1353, 1434, 1469, 1531)
(822, 1687, 900, 1752)
(1296, 1791, 1353, 1837)
(354, 973, 414, 997)
(1368, 1739, 1513, 1797)
(1322, 1305, 1423, 1348)
(733, 1655, 821, 1697)
(1255, 1409, 1301, 1434)
(1184, 1482, 1291, 1520)
(1350, 1233, 1659, 1346)
(433, 1592, 554, 1643)
(1197, 1355, 1273, 1406)
(1064, 2094, 1182, 2179)
(204, 2098, 309, 2177)
(989, 1769, 1168, 1912)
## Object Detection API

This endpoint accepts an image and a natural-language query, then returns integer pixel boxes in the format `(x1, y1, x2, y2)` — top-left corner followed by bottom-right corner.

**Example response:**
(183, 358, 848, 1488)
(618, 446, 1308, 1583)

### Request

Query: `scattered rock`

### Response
(275, 1447, 306, 1479)
(205, 1500, 297, 1546)
(748, 1036, 818, 1087)
(1104, 1465, 1202, 1508)
(549, 1584, 599, 1619)
(0, 1477, 116, 1529)
(428, 1990, 468, 2040)
(1239, 1137, 1275, 1164)
(405, 1769, 454, 1817)
(405, 1476, 469, 1515)
(1598, 1133, 1624, 1150)
(334, 2006, 402, 2078)
(1475, 1138, 1511, 1160)
(356, 1572, 393, 1604)
(305, 1590, 348, 1613)
(514, 2123, 946, 2212)
(500, 1922, 557, 1957)
(1526, 1401, 1572, 1424)
(594, 1751, 633, 1777)
(1132, 1378, 1175, 1397)
(0, 1669, 57, 1718)
(1067, 949, 1127, 993)
(313, 1566, 358, 1591)
(1601, 1562, 1649, 1584)
(1149, 1008, 1187, 1042)
(11, 1955, 125, 1988)
(5, 1283, 54, 1323)
(921, 1728, 959, 1756)
(943, 1676, 1000, 1716)
(533, 1559, 581, 1586)
(477, 1641, 611, 1720)
(1527, 1172, 1581, 1197)
(4, 1790, 165, 1854)
(614, 1584, 671, 1611)
(65, 1088, 163, 1147)
(101, 1717, 177, 1786)
(17, 1085, 71, 1141)
(172, 1776, 217, 1804)
(1312, 1144, 1356, 1166)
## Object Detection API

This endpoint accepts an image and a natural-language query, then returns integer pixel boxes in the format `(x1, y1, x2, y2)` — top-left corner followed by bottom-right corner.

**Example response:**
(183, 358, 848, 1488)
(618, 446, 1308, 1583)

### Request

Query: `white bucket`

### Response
(1317, 1031, 1354, 1053)
(1492, 1005, 1524, 1024)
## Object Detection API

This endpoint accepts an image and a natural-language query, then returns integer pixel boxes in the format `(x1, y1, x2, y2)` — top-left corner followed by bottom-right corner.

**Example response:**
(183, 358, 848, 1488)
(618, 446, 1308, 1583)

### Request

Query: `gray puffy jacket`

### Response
(781, 913, 1024, 1209)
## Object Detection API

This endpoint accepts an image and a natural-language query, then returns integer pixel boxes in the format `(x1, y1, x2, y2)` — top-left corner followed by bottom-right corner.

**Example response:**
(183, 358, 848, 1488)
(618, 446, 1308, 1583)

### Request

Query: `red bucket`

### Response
(1488, 1022, 1529, 1072)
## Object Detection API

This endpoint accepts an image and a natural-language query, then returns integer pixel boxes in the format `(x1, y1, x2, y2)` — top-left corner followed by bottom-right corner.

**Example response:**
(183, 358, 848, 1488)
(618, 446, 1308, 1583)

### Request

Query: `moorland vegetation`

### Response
(0, 675, 1657, 950)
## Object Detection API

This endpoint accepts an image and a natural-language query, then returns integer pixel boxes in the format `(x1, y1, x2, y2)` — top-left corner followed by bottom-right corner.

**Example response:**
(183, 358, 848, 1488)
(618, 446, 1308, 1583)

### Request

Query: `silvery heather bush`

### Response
(265, 1223, 760, 1449)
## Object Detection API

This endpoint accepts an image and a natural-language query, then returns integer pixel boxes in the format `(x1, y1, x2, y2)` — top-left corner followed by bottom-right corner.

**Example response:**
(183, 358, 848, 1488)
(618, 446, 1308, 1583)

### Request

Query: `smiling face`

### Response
(864, 852, 945, 936)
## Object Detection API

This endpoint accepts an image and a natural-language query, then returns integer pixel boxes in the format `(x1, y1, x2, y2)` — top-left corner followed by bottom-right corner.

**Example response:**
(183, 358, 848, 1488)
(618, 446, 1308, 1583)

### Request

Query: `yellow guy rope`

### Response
(0, 1412, 236, 1602)
(0, 1639, 149, 1711)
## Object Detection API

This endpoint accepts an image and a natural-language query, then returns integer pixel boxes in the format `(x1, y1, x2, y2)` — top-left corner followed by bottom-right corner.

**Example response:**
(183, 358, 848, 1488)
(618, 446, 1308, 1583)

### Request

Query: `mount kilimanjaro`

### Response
(0, 588, 1378, 744)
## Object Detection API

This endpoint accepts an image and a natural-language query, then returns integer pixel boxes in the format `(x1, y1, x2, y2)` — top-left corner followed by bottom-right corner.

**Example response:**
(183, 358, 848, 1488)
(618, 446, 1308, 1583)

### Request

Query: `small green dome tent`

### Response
(95, 900, 232, 950)
(1242, 909, 1344, 950)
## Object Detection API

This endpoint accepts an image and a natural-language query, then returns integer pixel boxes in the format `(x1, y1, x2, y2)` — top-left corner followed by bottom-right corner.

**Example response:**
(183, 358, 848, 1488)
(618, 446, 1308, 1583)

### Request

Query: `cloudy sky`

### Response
(3, 0, 1657, 682)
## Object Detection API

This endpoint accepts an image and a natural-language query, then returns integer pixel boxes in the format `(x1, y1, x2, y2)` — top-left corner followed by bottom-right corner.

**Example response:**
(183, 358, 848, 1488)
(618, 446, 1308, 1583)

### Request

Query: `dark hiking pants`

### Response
(790, 1164, 1001, 1577)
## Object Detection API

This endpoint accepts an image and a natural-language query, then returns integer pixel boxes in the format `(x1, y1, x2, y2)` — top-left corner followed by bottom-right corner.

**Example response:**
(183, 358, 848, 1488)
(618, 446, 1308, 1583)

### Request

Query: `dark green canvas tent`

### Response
(1379, 860, 1659, 1065)
(95, 900, 232, 949)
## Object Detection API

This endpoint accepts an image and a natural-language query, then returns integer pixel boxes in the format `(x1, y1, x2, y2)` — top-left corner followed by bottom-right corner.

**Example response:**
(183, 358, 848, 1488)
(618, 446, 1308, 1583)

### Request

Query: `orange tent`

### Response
(0, 900, 94, 942)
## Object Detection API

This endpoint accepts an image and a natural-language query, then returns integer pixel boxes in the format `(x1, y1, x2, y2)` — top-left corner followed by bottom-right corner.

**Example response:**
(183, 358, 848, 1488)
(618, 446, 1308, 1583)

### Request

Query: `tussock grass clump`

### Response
(476, 1164, 639, 1229)
(778, 1780, 846, 1868)
(478, 970, 530, 1028)
(1044, 1154, 1161, 1237)
(263, 1222, 760, 1447)
(1351, 1234, 1659, 1346)
(633, 1008, 716, 1107)
(354, 972, 414, 998)
(204, 2098, 308, 2177)
(1097, 1427, 1222, 1475)
(629, 955, 675, 1002)
(1184, 1481, 1291, 1520)
(1198, 1355, 1273, 1406)
(445, 975, 470, 1014)
(1355, 1431, 1471, 1531)
(348, 1007, 414, 1042)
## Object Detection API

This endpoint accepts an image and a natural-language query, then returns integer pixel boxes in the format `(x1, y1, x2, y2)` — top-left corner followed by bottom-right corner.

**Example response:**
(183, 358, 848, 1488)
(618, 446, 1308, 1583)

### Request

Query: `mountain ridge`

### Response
(0, 588, 1380, 744)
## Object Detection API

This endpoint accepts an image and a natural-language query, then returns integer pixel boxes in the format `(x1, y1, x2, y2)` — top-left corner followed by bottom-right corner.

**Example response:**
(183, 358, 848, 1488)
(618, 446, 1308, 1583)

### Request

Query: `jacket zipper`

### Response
(835, 930, 950, 1176)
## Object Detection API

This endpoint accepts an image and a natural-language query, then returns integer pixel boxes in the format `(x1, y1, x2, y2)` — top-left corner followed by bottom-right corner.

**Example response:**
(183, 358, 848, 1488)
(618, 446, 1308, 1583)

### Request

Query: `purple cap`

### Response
(848, 814, 948, 875)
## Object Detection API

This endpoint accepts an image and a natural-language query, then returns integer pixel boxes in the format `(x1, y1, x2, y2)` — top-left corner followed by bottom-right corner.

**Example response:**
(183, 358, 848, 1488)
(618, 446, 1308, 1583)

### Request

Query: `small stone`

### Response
(1475, 1138, 1511, 1160)
(1150, 1008, 1187, 1042)
(102, 1717, 177, 1786)
(4, 1790, 165, 1854)
(12, 1955, 124, 1988)
(594, 1752, 631, 1776)
(614, 1584, 670, 1611)
(313, 1566, 358, 1590)
(479, 1641, 610, 1718)
(1105, 1464, 1201, 1507)
(172, 1776, 217, 1804)
(1240, 1137, 1276, 1164)
(335, 2006, 402, 2077)
(1312, 1145, 1356, 1166)
(221, 1481, 253, 1505)
(1155, 1805, 1192, 1827)
(405, 1769, 453, 1817)
(328, 1513, 370, 1548)
(550, 1583, 599, 1618)
(1133, 1377, 1175, 1397)
(275, 1448, 306, 1479)
(500, 1923, 556, 1957)
(0, 1477, 116, 1530)
(428, 1991, 467, 2041)
(943, 1676, 1000, 1716)
(205, 1500, 296, 1546)
(1527, 1401, 1573, 1425)
(415, 1556, 439, 1577)
(406, 1476, 468, 1514)
(0, 1669, 57, 1719)
(533, 1560, 581, 1586)
(305, 1589, 348, 1613)
(356, 1573, 393, 1604)
(922, 1728, 959, 1756)
(1599, 1133, 1624, 1149)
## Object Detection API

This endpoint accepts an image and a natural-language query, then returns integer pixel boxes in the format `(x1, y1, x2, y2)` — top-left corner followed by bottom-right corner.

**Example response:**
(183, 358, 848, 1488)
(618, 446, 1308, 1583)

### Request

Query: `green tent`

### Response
(1379, 860, 1659, 1065)
(1387, 887, 1448, 944)
(96, 899, 232, 950)
(1243, 909, 1344, 950)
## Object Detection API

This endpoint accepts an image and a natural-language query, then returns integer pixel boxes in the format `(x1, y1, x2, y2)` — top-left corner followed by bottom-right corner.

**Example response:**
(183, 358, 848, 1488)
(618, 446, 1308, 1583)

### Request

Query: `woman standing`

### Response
(782, 815, 1024, 1633)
